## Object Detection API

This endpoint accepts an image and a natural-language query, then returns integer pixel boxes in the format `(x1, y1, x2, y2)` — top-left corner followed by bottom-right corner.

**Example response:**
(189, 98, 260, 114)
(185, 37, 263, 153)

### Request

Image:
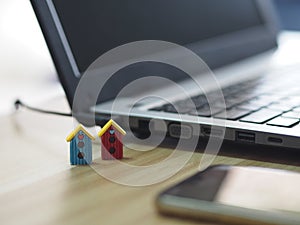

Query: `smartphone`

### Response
(156, 165, 300, 225)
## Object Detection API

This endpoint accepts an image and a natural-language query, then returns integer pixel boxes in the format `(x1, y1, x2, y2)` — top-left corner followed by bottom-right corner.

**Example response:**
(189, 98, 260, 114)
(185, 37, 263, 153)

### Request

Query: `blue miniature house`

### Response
(66, 125, 95, 165)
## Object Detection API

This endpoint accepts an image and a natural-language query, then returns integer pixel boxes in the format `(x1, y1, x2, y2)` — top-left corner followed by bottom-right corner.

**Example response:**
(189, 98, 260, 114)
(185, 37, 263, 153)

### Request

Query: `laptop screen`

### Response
(51, 0, 266, 74)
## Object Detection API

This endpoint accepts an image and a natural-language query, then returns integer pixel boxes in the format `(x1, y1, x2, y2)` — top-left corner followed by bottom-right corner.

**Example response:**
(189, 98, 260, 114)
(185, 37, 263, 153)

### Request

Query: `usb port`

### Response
(236, 131, 255, 143)
(268, 137, 283, 144)
(202, 126, 211, 136)
(202, 126, 224, 137)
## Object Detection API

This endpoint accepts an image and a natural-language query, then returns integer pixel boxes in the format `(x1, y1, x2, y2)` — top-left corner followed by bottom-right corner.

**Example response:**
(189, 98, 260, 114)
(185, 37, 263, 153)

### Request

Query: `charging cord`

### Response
(14, 99, 113, 127)
(14, 99, 72, 117)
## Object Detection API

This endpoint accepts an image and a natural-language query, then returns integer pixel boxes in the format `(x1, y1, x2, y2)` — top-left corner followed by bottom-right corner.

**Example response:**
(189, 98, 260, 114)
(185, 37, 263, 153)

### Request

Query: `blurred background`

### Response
(274, 0, 300, 30)
(0, 0, 63, 115)
(0, 0, 299, 115)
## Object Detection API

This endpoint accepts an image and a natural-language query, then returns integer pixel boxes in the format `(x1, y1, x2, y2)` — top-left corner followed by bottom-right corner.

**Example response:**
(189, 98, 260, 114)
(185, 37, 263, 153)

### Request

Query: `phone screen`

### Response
(214, 167, 300, 213)
(159, 166, 300, 216)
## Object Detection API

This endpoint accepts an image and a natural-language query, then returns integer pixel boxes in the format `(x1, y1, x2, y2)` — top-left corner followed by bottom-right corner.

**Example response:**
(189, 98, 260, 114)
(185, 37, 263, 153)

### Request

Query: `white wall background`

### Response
(0, 0, 63, 115)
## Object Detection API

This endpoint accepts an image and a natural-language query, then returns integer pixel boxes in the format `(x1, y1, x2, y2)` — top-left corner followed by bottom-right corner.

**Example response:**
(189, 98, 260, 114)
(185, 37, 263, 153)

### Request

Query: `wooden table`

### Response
(1, 96, 300, 225)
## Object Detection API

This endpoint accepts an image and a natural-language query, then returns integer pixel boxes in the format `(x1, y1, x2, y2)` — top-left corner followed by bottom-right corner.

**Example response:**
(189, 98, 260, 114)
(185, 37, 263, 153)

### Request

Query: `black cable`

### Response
(14, 99, 72, 117)
(14, 99, 112, 127)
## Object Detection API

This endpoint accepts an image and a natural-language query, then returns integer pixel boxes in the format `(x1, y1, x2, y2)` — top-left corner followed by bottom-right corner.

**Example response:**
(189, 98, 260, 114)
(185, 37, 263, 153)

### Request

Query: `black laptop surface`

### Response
(30, 0, 300, 150)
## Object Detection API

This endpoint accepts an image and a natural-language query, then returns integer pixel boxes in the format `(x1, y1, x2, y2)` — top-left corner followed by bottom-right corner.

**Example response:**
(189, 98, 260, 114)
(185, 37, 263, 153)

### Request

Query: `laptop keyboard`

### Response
(150, 71, 300, 128)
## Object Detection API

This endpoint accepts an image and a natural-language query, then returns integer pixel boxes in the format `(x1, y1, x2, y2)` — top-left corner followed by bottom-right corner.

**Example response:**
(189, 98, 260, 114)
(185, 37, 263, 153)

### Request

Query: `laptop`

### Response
(30, 0, 300, 149)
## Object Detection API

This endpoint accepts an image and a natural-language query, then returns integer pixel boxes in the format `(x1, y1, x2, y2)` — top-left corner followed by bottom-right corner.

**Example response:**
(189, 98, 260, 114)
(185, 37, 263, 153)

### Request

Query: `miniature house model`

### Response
(98, 119, 126, 160)
(66, 125, 95, 165)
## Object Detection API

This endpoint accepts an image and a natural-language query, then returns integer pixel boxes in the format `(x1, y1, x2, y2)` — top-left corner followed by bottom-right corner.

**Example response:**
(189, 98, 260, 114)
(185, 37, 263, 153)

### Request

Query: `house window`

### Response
(78, 141, 85, 148)
(109, 136, 116, 143)
(109, 147, 116, 154)
(78, 133, 84, 140)
(78, 152, 85, 159)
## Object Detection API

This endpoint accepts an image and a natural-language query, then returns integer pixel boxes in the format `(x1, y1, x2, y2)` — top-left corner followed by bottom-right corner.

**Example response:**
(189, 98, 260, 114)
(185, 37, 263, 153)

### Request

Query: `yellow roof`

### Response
(97, 119, 126, 137)
(66, 124, 95, 142)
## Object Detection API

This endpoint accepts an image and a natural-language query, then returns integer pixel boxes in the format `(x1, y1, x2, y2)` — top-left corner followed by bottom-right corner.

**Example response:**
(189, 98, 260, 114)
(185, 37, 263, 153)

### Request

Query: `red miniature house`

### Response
(98, 119, 126, 160)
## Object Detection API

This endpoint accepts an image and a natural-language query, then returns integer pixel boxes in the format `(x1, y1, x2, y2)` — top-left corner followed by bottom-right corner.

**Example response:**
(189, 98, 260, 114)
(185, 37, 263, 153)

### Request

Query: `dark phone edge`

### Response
(157, 165, 229, 201)
(155, 165, 300, 225)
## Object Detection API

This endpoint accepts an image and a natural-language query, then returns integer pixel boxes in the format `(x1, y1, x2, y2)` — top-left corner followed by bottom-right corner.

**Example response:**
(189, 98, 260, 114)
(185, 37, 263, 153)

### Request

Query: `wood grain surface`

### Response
(1, 96, 300, 225)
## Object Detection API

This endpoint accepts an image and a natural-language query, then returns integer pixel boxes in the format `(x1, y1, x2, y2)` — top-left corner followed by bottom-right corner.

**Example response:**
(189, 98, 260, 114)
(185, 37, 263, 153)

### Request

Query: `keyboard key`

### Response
(214, 99, 237, 109)
(283, 96, 300, 107)
(191, 95, 209, 108)
(150, 107, 163, 112)
(249, 96, 276, 106)
(206, 93, 223, 101)
(240, 109, 282, 124)
(282, 111, 300, 119)
(293, 107, 300, 113)
(222, 83, 248, 96)
(268, 103, 293, 112)
(214, 95, 253, 109)
(174, 100, 198, 110)
(228, 95, 254, 103)
(237, 102, 264, 111)
(189, 105, 223, 117)
(160, 104, 191, 114)
(267, 117, 299, 128)
(162, 104, 177, 113)
(235, 92, 257, 101)
(215, 108, 250, 120)
(238, 98, 274, 112)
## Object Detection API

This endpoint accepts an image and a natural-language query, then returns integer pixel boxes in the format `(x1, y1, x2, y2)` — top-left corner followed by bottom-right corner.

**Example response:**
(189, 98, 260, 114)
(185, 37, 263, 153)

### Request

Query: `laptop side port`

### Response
(236, 131, 255, 143)
(137, 120, 151, 138)
(267, 137, 283, 144)
(169, 123, 193, 139)
(202, 126, 211, 136)
(201, 126, 224, 137)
